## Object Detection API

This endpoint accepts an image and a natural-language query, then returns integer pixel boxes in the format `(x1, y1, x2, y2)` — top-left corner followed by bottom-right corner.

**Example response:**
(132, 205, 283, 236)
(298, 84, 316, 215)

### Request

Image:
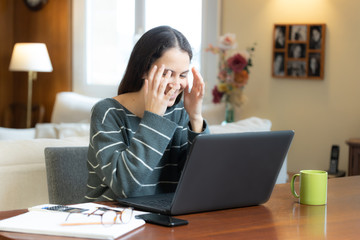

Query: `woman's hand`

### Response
(144, 64, 176, 116)
(184, 67, 205, 132)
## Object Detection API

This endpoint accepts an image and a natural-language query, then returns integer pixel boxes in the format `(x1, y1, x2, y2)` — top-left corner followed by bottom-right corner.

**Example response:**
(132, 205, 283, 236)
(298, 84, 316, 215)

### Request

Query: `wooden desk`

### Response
(1, 176, 360, 240)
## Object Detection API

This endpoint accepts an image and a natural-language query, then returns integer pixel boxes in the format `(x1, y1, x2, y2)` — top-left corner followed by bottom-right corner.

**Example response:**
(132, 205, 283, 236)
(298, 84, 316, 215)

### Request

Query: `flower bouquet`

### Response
(206, 33, 255, 122)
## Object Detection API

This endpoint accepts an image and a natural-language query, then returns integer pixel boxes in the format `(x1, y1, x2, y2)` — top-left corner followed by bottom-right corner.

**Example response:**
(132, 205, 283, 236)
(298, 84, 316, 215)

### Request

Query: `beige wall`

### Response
(220, 0, 360, 173)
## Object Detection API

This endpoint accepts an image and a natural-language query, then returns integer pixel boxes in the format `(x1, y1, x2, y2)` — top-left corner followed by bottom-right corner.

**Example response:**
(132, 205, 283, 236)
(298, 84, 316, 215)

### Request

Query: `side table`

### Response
(346, 138, 360, 176)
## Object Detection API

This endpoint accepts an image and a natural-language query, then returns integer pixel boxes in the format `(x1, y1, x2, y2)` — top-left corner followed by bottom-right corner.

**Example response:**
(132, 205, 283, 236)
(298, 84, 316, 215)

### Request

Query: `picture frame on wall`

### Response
(274, 26, 286, 49)
(308, 52, 321, 77)
(273, 52, 285, 76)
(272, 23, 326, 79)
(288, 43, 306, 58)
(287, 61, 306, 77)
(289, 25, 307, 41)
(309, 25, 323, 49)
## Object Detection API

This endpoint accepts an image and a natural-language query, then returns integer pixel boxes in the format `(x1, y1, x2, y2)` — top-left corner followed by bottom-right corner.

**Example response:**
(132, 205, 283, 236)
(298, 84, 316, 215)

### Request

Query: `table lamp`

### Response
(9, 43, 53, 128)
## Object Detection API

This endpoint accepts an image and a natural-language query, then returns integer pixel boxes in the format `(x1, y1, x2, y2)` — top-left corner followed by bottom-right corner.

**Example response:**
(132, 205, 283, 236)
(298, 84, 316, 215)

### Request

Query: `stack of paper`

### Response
(0, 203, 146, 239)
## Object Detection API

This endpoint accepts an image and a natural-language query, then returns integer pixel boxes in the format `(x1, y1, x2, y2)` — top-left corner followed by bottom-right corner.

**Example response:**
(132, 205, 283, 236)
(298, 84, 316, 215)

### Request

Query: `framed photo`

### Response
(309, 25, 322, 49)
(273, 52, 285, 76)
(272, 24, 326, 79)
(289, 25, 307, 41)
(287, 61, 306, 77)
(288, 43, 306, 58)
(274, 26, 286, 49)
(308, 53, 321, 77)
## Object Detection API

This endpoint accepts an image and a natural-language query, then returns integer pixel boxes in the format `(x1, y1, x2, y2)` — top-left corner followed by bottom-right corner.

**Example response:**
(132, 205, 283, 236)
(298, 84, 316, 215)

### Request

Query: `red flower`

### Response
(212, 85, 224, 103)
(227, 53, 247, 73)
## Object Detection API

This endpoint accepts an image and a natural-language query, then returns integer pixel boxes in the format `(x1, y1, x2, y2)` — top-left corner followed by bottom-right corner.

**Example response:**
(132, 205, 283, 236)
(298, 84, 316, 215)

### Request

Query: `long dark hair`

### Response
(117, 26, 192, 104)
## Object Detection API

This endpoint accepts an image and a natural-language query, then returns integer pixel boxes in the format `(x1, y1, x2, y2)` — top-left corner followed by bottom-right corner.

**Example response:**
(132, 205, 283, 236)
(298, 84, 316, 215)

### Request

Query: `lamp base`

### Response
(26, 71, 37, 128)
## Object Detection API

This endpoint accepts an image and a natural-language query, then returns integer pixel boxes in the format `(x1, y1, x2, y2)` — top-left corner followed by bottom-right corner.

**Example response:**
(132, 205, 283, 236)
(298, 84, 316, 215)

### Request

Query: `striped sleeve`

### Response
(86, 100, 178, 200)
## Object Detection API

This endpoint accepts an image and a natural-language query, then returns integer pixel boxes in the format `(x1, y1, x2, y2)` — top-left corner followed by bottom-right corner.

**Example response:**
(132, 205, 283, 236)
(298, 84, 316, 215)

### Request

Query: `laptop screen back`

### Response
(170, 130, 294, 215)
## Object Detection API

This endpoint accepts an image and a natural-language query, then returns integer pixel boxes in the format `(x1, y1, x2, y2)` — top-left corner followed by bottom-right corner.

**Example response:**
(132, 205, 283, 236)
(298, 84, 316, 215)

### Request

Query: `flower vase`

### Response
(224, 101, 235, 123)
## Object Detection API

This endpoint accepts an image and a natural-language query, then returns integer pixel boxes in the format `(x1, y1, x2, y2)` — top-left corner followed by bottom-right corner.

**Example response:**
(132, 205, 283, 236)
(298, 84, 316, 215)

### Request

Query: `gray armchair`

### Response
(44, 146, 88, 205)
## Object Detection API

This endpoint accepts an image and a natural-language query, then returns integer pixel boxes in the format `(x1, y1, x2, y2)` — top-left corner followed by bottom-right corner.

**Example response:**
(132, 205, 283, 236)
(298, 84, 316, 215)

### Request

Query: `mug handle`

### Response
(291, 174, 300, 198)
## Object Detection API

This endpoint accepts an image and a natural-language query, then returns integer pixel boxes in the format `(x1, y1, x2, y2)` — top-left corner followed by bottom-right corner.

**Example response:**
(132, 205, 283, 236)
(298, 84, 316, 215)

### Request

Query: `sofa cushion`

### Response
(209, 117, 272, 134)
(51, 92, 100, 123)
(0, 163, 48, 211)
(0, 137, 88, 166)
(0, 127, 35, 140)
(0, 137, 89, 211)
(35, 123, 90, 139)
(35, 123, 58, 138)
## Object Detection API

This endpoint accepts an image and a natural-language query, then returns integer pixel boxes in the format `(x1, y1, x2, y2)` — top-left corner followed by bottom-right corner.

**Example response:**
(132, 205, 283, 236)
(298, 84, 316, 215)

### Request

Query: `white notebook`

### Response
(0, 203, 145, 240)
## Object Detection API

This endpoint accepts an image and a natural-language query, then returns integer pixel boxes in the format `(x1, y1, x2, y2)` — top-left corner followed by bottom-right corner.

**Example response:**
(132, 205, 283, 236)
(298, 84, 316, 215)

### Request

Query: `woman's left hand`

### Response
(184, 67, 205, 133)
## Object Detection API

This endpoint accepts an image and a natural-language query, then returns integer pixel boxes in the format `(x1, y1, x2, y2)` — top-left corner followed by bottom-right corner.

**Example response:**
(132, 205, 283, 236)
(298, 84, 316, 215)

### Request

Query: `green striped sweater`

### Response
(85, 98, 209, 202)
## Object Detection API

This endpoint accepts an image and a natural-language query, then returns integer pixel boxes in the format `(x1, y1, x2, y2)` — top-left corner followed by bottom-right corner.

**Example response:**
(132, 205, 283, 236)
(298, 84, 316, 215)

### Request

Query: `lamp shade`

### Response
(9, 43, 53, 72)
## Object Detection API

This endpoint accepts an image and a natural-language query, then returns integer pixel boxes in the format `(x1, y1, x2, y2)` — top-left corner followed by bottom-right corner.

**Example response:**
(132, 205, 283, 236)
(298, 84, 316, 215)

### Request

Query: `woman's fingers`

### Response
(191, 67, 205, 96)
(147, 65, 157, 88)
(152, 64, 165, 90)
(158, 70, 172, 95)
(144, 64, 175, 116)
(148, 64, 172, 97)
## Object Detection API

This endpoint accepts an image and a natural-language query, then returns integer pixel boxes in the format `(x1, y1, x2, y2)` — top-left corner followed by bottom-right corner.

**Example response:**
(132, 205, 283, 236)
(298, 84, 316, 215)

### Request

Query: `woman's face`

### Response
(151, 48, 190, 107)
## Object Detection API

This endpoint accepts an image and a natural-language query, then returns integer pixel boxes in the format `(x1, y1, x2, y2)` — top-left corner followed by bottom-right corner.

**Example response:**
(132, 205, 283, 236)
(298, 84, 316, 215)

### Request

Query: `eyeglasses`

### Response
(65, 207, 133, 226)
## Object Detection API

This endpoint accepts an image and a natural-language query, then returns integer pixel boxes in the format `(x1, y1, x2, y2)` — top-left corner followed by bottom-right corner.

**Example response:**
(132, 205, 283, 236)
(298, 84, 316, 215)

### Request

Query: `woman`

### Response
(85, 26, 209, 202)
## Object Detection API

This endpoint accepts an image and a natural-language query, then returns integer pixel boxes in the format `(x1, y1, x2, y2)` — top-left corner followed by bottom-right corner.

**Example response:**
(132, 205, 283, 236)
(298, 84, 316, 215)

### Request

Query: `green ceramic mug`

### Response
(291, 170, 328, 205)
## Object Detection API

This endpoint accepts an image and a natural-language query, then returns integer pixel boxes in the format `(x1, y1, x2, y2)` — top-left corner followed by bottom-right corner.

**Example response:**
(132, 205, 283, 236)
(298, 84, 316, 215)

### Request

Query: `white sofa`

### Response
(0, 92, 285, 211)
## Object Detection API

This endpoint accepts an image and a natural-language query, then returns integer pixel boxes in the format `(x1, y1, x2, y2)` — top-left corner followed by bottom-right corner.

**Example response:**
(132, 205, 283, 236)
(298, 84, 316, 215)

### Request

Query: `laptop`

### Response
(117, 130, 294, 215)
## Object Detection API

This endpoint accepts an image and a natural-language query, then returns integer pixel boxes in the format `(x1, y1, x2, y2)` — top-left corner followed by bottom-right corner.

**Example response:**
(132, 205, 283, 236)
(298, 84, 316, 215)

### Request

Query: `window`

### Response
(86, 0, 135, 86)
(73, 0, 219, 98)
(144, 0, 202, 73)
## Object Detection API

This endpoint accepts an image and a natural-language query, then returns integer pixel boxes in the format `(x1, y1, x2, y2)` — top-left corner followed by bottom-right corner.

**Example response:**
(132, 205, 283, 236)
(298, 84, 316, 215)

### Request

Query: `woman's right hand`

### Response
(144, 64, 176, 116)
